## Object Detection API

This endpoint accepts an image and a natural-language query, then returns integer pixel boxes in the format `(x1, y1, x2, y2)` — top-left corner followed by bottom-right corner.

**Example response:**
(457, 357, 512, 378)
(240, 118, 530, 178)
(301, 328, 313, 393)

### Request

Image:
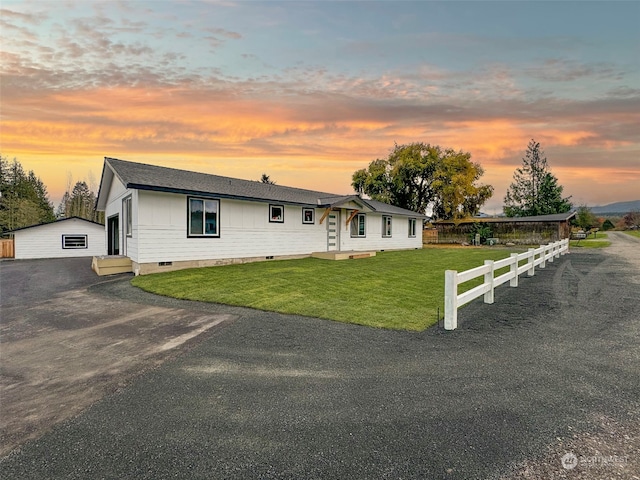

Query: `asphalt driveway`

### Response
(1, 235, 639, 479)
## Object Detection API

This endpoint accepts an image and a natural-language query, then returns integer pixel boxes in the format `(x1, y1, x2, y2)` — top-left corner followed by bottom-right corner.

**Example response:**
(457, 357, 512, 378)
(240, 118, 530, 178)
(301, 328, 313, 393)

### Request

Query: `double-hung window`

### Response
(188, 197, 220, 237)
(382, 215, 392, 237)
(408, 218, 417, 237)
(350, 213, 366, 237)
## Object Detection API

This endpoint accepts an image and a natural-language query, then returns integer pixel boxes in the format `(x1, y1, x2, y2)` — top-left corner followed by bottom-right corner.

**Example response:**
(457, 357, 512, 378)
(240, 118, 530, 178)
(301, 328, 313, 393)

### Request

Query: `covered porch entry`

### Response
(312, 198, 376, 260)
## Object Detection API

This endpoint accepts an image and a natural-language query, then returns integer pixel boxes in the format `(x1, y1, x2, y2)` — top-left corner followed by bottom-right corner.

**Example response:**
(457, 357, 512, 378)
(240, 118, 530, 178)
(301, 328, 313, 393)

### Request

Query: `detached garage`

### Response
(11, 217, 106, 259)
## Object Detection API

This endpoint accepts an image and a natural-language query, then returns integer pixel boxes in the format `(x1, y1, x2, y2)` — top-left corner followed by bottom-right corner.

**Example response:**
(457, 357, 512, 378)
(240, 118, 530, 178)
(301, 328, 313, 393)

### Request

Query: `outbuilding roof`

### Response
(433, 211, 576, 224)
(97, 157, 427, 218)
(5, 216, 104, 234)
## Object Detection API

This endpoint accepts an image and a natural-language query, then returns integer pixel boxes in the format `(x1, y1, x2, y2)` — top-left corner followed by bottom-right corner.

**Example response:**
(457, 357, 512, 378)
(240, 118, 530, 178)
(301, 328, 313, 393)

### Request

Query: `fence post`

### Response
(560, 239, 567, 256)
(484, 260, 495, 304)
(540, 245, 547, 268)
(528, 248, 535, 276)
(509, 253, 519, 287)
(444, 270, 458, 330)
(548, 243, 555, 263)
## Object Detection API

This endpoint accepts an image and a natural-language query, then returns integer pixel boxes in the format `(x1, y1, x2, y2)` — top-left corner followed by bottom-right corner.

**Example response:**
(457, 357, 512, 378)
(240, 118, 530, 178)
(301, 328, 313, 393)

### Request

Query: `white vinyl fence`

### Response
(444, 238, 570, 330)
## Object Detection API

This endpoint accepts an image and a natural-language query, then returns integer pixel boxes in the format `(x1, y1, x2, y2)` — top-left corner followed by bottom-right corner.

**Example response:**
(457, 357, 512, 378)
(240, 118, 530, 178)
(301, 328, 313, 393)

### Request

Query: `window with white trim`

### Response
(350, 213, 366, 237)
(62, 235, 87, 249)
(188, 197, 220, 237)
(382, 215, 392, 237)
(408, 218, 417, 237)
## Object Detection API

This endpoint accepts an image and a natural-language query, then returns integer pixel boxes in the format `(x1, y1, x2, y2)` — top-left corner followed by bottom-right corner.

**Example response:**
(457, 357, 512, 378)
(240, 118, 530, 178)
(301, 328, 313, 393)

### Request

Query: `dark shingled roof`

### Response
(104, 158, 426, 217)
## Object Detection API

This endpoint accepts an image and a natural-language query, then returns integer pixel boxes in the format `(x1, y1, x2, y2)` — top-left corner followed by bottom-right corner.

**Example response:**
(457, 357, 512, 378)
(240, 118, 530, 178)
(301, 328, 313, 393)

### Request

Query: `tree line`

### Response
(352, 138, 572, 220)
(3, 143, 636, 233)
(0, 156, 103, 234)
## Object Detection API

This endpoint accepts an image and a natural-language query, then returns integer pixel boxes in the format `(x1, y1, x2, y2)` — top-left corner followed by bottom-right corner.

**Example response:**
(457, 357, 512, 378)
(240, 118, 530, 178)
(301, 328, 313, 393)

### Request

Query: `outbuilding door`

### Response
(327, 211, 340, 251)
(107, 215, 119, 255)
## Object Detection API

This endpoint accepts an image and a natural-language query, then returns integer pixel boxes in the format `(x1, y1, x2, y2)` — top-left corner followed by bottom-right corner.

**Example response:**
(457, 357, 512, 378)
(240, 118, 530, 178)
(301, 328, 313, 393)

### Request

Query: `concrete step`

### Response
(311, 251, 376, 261)
(92, 255, 133, 276)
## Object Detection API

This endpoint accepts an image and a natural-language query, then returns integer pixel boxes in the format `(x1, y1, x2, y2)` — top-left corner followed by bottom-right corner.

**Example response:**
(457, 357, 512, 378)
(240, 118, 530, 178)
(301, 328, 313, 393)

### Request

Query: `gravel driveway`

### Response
(0, 258, 236, 457)
(1, 234, 639, 479)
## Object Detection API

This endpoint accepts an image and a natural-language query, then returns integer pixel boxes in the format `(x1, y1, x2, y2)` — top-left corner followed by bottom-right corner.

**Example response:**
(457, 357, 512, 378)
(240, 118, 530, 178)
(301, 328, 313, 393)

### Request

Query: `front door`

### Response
(107, 215, 119, 255)
(327, 211, 340, 251)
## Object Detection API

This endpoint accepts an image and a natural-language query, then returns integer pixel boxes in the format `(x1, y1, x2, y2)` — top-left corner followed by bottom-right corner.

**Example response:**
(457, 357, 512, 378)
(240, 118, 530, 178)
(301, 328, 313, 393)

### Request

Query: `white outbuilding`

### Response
(12, 217, 106, 259)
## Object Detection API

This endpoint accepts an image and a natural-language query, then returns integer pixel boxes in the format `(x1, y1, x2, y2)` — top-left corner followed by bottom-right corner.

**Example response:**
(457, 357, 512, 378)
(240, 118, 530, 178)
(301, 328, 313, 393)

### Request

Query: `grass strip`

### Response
(570, 232, 611, 249)
(132, 247, 527, 331)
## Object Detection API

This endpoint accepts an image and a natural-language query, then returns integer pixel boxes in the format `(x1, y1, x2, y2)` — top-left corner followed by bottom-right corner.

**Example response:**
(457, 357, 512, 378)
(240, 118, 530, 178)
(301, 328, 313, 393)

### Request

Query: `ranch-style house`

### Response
(95, 158, 426, 275)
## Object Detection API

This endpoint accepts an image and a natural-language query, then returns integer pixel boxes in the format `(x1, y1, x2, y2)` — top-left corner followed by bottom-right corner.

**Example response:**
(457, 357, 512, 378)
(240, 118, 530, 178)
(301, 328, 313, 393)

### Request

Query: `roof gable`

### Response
(7, 216, 104, 234)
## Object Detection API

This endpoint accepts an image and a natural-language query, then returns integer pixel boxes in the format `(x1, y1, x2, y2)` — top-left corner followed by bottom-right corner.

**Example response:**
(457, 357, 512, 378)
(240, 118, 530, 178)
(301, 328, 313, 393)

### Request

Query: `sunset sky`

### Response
(2, 1, 639, 213)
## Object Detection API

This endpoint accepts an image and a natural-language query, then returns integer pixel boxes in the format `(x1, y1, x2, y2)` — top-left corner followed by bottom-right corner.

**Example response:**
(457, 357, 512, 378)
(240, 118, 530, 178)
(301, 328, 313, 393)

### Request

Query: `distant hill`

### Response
(591, 200, 640, 214)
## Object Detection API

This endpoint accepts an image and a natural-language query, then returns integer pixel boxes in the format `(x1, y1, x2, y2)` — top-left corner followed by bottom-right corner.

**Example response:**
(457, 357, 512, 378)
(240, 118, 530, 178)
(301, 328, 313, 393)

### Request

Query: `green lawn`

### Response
(570, 232, 611, 249)
(131, 247, 525, 331)
(623, 230, 640, 239)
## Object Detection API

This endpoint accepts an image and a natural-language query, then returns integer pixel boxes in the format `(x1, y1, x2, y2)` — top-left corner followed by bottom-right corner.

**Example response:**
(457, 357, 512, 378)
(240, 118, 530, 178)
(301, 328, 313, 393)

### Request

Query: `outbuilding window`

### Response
(188, 197, 220, 237)
(62, 235, 87, 249)
(350, 213, 366, 237)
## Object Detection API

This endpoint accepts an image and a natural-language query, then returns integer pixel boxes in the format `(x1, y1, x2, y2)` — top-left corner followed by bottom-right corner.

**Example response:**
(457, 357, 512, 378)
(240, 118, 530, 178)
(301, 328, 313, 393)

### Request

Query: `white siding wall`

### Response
(14, 219, 106, 259)
(104, 176, 138, 261)
(132, 191, 421, 263)
(339, 210, 423, 251)
(136, 191, 329, 263)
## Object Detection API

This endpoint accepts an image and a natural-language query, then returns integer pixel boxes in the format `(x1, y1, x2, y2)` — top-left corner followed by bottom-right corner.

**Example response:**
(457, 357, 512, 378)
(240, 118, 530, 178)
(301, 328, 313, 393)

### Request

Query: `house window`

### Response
(123, 196, 132, 237)
(270, 204, 284, 223)
(350, 213, 366, 237)
(188, 197, 219, 237)
(62, 235, 87, 249)
(302, 208, 314, 224)
(383, 215, 392, 237)
(408, 218, 417, 237)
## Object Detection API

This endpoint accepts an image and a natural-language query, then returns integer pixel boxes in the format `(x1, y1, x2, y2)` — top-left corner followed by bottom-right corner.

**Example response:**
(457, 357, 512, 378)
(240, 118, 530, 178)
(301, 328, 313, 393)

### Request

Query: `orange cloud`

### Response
(2, 82, 639, 209)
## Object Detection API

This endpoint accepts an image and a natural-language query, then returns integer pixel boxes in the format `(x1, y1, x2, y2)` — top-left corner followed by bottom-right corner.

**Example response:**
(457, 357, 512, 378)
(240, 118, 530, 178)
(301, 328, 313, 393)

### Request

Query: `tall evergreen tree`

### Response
(57, 179, 104, 224)
(0, 156, 55, 232)
(504, 140, 572, 217)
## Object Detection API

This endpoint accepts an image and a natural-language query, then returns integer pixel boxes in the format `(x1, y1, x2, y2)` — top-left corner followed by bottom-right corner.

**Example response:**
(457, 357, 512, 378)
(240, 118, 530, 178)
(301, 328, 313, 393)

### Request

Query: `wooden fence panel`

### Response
(422, 229, 438, 244)
(1, 239, 15, 258)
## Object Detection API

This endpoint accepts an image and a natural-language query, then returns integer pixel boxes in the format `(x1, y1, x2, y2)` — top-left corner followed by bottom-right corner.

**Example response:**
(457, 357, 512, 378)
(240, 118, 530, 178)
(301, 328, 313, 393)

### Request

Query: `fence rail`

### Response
(444, 238, 569, 330)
